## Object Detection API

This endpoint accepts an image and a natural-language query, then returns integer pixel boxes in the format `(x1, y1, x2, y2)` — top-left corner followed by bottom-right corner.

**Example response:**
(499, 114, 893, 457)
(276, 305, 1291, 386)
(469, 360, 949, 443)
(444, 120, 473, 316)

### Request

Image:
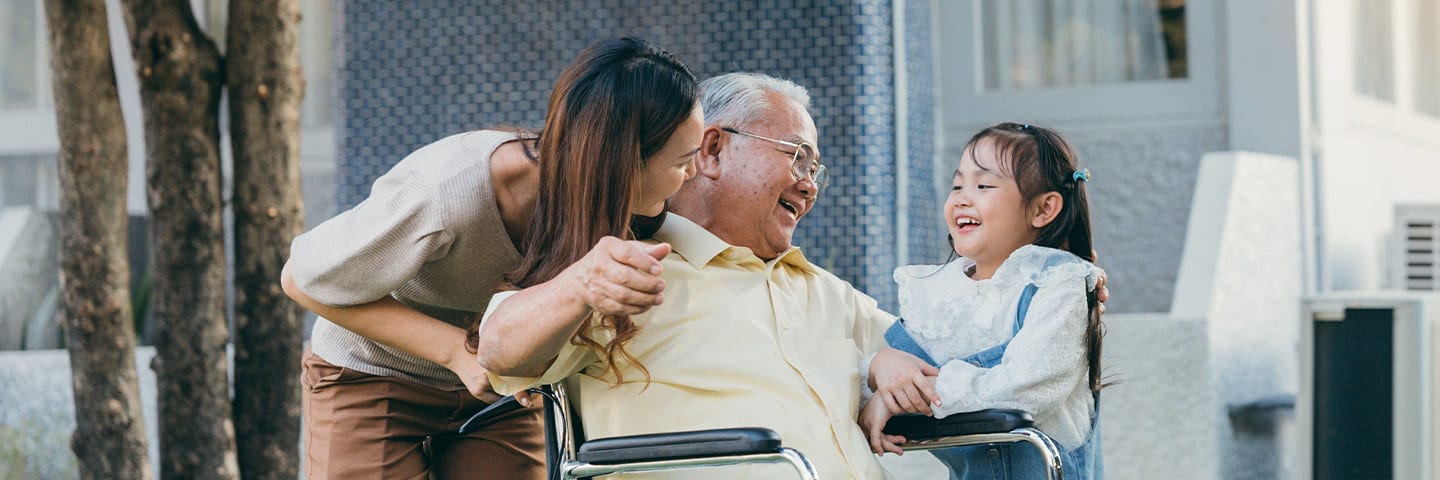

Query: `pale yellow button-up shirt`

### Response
(488, 213, 894, 479)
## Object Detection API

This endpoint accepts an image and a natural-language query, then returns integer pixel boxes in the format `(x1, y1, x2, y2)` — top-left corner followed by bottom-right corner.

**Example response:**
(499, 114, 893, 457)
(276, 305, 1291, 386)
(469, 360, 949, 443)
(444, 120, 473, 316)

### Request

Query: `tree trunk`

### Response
(226, 1, 306, 478)
(119, 1, 237, 478)
(44, 1, 153, 478)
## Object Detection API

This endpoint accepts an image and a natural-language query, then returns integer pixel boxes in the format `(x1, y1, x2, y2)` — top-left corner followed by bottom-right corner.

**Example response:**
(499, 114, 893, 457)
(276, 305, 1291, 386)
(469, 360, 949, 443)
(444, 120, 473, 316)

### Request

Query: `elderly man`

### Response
(478, 71, 895, 479)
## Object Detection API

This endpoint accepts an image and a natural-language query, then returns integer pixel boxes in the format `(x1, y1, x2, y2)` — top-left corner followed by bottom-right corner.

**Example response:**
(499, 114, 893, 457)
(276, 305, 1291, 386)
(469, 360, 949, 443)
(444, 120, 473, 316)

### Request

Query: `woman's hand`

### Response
(565, 236, 671, 316)
(450, 353, 504, 404)
(869, 348, 942, 415)
(453, 355, 541, 407)
(858, 397, 907, 455)
(476, 236, 671, 378)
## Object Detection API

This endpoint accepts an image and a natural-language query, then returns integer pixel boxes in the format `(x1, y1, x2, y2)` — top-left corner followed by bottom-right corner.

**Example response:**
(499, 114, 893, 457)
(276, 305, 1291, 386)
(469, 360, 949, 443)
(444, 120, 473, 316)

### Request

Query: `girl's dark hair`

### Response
(962, 122, 1107, 392)
(466, 38, 698, 384)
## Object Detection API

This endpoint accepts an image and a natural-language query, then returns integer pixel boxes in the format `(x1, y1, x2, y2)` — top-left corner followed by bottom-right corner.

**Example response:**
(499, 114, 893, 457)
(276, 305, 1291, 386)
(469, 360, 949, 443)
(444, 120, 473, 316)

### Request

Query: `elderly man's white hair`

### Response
(699, 72, 812, 129)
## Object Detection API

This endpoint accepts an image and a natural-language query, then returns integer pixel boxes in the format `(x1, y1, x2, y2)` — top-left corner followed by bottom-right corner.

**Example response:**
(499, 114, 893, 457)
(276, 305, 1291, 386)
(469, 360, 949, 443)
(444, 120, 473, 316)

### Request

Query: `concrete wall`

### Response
(1101, 313, 1219, 480)
(0, 348, 159, 478)
(0, 208, 58, 350)
(1068, 124, 1228, 314)
(1174, 151, 1304, 479)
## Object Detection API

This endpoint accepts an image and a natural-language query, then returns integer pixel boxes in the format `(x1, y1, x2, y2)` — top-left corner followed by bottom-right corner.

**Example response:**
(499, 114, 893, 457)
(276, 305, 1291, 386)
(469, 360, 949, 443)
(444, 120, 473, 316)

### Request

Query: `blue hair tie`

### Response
(1072, 168, 1090, 183)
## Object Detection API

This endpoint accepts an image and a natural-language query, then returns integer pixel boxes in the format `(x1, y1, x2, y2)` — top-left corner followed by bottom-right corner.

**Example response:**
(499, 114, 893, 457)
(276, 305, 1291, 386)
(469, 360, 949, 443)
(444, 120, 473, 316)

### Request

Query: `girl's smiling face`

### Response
(945, 138, 1043, 279)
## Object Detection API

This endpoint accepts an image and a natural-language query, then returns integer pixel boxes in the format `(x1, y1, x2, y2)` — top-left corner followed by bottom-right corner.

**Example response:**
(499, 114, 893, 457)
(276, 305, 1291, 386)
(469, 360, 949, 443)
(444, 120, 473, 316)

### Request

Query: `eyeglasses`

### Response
(721, 127, 829, 192)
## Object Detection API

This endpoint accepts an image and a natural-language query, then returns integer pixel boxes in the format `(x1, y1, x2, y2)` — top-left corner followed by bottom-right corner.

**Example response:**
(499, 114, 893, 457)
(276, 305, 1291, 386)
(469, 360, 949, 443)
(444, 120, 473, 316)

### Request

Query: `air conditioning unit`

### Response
(1391, 204, 1440, 291)
(1299, 292, 1440, 479)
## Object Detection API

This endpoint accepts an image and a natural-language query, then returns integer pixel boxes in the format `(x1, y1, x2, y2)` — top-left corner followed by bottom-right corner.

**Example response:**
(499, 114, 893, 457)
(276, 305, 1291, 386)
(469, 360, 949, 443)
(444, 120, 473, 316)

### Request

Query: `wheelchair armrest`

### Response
(882, 409, 1035, 440)
(576, 427, 783, 465)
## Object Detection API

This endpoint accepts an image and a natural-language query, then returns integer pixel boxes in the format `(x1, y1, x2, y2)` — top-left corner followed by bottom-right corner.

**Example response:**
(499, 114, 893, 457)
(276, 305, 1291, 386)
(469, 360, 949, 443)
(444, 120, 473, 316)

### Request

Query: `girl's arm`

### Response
(868, 348, 941, 415)
(477, 237, 670, 378)
(280, 261, 498, 402)
(932, 272, 1091, 418)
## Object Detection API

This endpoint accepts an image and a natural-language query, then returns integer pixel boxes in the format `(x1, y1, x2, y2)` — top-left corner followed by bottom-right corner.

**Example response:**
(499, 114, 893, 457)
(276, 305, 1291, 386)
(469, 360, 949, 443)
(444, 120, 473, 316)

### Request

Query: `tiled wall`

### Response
(338, 0, 946, 311)
(903, 0, 945, 266)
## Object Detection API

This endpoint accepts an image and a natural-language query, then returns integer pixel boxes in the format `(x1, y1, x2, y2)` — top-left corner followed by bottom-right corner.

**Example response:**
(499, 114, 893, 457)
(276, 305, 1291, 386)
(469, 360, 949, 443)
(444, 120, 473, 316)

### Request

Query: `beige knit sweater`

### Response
(289, 130, 523, 390)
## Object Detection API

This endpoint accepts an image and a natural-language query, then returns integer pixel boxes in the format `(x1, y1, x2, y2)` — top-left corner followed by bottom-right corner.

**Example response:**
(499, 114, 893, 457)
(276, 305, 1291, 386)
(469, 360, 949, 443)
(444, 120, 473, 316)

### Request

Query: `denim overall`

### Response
(885, 283, 1103, 480)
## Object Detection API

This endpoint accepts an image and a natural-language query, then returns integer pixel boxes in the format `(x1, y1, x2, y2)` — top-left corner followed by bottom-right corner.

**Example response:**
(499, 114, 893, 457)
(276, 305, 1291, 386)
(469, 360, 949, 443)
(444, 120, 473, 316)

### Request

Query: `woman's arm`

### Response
(280, 261, 498, 402)
(477, 237, 670, 377)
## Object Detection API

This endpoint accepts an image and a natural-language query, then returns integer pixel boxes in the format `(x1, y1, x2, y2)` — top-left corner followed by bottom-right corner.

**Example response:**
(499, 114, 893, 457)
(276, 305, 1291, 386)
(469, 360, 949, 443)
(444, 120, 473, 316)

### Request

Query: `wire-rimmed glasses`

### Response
(721, 127, 829, 193)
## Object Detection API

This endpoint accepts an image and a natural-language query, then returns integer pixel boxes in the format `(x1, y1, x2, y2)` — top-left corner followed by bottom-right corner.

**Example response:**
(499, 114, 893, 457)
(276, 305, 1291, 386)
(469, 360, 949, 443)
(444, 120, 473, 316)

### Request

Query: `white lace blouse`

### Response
(892, 245, 1100, 449)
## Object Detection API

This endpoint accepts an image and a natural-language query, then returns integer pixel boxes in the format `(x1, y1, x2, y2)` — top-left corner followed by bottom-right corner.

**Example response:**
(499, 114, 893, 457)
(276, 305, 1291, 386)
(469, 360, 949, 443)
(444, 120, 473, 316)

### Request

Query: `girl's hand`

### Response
(869, 348, 942, 415)
(858, 397, 907, 455)
(565, 237, 671, 316)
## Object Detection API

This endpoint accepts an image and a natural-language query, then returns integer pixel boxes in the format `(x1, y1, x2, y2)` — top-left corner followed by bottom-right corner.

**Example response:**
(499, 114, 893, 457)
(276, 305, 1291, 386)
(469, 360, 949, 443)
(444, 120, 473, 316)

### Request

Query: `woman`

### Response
(280, 37, 701, 479)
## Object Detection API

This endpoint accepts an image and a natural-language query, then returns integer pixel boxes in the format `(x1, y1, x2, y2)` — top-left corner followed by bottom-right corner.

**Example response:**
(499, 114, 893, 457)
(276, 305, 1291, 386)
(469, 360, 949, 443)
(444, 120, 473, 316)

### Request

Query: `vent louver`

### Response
(1394, 205, 1440, 291)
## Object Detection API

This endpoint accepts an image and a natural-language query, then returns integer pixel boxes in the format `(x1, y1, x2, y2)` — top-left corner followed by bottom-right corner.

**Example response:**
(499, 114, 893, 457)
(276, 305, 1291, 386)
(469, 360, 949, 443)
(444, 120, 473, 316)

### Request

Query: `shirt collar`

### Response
(654, 213, 816, 274)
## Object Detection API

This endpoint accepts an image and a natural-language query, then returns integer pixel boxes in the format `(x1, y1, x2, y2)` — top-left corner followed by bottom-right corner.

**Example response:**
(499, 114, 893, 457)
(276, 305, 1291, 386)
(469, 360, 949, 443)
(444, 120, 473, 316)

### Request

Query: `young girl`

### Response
(862, 122, 1104, 479)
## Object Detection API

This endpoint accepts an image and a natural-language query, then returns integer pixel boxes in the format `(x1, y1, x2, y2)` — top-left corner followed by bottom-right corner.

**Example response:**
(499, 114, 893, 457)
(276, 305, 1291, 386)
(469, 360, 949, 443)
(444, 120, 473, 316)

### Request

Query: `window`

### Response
(0, 0, 58, 205)
(0, 153, 56, 210)
(979, 0, 1187, 91)
(300, 0, 335, 128)
(0, 0, 50, 110)
(937, 0, 1219, 128)
(1417, 0, 1440, 116)
(1354, 0, 1396, 102)
(1350, 0, 1440, 122)
(197, 0, 334, 128)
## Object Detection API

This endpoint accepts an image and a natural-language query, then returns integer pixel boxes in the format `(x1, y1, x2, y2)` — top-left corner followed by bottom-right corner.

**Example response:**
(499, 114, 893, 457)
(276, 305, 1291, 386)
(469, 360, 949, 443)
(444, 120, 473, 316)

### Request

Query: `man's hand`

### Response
(1093, 250, 1109, 314)
(858, 397, 907, 455)
(565, 237, 670, 316)
(869, 348, 942, 415)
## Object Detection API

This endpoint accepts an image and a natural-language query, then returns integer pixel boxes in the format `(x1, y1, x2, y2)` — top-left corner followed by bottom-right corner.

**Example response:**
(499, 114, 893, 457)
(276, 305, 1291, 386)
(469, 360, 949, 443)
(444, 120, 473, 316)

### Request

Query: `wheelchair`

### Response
(461, 384, 1063, 479)
(885, 408, 1064, 480)
(461, 384, 817, 479)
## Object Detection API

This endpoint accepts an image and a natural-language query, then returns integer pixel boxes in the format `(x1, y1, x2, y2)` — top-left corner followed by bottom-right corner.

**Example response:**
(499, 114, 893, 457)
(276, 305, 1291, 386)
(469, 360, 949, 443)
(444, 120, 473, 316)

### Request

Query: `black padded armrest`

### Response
(883, 409, 1034, 440)
(577, 427, 782, 464)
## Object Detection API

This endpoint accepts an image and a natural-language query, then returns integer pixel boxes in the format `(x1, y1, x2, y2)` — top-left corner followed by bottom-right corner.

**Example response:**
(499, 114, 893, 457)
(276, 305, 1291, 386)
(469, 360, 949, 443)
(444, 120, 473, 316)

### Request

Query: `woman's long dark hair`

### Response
(466, 38, 697, 384)
(962, 122, 1107, 392)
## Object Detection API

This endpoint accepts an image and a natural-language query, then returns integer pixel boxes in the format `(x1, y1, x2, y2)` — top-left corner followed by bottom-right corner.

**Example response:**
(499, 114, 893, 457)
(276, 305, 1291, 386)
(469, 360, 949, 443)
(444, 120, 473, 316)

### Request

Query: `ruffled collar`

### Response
(894, 245, 1096, 340)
